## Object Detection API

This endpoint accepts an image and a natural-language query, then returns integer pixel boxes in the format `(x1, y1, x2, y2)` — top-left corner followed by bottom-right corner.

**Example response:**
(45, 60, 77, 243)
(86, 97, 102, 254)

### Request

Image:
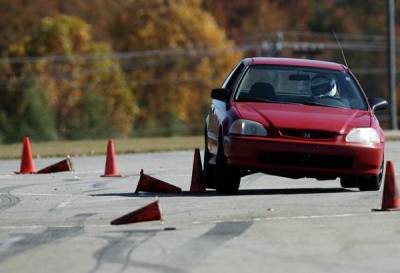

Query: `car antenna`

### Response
(332, 29, 349, 68)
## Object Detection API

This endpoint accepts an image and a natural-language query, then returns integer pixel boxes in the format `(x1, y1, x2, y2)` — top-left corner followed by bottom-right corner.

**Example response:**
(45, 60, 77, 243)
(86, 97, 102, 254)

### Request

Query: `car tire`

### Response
(215, 134, 241, 195)
(204, 135, 216, 189)
(358, 159, 384, 191)
(340, 176, 359, 188)
(358, 175, 382, 191)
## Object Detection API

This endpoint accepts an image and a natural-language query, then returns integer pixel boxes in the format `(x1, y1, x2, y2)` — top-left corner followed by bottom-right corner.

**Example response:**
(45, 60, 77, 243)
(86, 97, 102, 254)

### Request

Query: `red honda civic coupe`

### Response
(204, 57, 388, 194)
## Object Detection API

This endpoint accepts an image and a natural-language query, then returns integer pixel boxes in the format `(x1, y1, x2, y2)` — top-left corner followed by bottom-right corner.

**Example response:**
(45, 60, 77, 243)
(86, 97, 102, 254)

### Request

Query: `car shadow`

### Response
(90, 187, 355, 198)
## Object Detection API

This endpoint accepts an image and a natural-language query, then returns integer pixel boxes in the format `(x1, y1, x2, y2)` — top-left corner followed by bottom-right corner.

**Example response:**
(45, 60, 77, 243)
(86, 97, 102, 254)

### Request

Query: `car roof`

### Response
(245, 57, 347, 71)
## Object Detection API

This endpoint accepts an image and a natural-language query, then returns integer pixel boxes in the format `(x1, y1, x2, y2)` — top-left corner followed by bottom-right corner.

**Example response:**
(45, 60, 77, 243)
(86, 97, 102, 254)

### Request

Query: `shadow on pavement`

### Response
(237, 187, 354, 195)
(90, 187, 354, 198)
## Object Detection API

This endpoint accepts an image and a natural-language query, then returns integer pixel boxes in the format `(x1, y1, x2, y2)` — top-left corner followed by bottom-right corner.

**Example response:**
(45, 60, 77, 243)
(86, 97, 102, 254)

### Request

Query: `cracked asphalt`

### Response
(1, 143, 400, 273)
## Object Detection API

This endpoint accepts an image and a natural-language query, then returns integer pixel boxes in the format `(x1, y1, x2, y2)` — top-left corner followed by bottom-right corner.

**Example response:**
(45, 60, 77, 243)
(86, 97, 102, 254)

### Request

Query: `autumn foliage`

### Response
(108, 0, 241, 132)
(0, 0, 397, 142)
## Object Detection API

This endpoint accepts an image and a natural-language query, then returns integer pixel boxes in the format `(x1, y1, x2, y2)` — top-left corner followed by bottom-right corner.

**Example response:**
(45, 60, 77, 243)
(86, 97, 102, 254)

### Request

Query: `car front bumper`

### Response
(224, 135, 384, 178)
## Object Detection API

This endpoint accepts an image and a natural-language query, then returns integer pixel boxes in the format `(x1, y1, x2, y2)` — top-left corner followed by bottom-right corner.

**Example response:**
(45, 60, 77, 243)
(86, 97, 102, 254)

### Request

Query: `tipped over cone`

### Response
(37, 157, 73, 174)
(135, 169, 181, 194)
(380, 161, 400, 211)
(190, 148, 206, 193)
(16, 136, 36, 174)
(101, 139, 121, 177)
(110, 200, 162, 225)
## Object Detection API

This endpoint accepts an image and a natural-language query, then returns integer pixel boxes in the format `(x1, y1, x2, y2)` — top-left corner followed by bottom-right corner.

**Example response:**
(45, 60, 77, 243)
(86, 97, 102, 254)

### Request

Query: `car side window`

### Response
(222, 63, 245, 91)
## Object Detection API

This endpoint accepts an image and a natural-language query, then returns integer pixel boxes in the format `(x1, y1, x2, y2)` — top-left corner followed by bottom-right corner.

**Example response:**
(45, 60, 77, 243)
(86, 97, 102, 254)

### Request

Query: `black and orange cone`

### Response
(379, 161, 400, 211)
(101, 139, 121, 177)
(135, 169, 181, 194)
(110, 200, 162, 225)
(190, 148, 206, 193)
(37, 157, 73, 174)
(16, 136, 36, 174)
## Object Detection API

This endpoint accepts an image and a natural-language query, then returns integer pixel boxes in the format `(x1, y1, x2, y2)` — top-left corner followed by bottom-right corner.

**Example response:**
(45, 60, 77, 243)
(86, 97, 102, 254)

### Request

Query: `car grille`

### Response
(279, 129, 336, 140)
(258, 151, 353, 169)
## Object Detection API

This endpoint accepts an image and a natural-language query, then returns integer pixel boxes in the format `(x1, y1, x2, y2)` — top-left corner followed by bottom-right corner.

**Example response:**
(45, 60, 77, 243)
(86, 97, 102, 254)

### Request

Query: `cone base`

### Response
(15, 171, 36, 174)
(189, 189, 207, 194)
(101, 174, 122, 177)
(111, 218, 160, 225)
(371, 208, 400, 212)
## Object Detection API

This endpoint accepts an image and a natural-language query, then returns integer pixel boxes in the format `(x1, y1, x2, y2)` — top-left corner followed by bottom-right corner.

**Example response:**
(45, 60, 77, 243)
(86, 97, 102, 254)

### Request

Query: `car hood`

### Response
(234, 102, 372, 134)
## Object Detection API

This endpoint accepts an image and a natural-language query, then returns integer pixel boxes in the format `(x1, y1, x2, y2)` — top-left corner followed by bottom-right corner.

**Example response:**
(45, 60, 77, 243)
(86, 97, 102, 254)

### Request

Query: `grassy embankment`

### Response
(0, 136, 203, 159)
(2, 133, 400, 160)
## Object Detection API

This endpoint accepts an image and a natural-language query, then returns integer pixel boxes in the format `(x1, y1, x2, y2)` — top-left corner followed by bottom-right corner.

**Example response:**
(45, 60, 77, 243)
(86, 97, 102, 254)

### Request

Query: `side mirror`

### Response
(369, 98, 388, 112)
(211, 88, 230, 102)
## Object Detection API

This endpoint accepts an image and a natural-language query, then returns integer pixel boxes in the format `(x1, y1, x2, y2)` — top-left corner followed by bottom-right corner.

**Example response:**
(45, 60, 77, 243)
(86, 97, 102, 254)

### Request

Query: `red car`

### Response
(204, 57, 387, 194)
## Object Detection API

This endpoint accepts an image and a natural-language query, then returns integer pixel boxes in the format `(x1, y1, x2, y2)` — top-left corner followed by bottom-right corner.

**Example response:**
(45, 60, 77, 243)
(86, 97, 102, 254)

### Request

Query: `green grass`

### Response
(0, 136, 203, 159)
(384, 135, 400, 141)
(3, 133, 400, 160)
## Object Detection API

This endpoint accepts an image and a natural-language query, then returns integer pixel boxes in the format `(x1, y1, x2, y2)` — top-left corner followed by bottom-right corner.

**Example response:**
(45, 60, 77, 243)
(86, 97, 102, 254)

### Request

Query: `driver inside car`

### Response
(311, 75, 338, 98)
(310, 75, 350, 107)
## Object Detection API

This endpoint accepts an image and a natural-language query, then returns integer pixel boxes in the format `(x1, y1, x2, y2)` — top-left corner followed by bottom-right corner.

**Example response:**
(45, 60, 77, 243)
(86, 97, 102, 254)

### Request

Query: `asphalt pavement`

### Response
(1, 142, 400, 273)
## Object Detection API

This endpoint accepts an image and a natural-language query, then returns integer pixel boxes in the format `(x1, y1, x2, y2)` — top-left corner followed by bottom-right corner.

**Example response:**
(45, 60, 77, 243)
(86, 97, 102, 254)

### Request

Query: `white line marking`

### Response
(0, 225, 45, 230)
(146, 168, 191, 172)
(57, 200, 70, 208)
(74, 170, 103, 174)
(50, 200, 71, 212)
(192, 211, 398, 225)
(0, 211, 396, 231)
(0, 224, 111, 230)
(14, 193, 74, 197)
(157, 174, 191, 178)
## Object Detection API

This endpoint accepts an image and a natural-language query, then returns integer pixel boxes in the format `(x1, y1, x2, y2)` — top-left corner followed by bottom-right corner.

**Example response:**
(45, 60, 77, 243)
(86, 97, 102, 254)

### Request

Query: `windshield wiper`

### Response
(237, 98, 301, 105)
(237, 97, 276, 103)
(303, 101, 346, 109)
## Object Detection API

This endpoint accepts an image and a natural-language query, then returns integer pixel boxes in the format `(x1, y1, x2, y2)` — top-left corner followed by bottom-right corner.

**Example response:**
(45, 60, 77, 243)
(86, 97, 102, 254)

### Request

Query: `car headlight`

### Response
(345, 128, 380, 145)
(229, 119, 267, 136)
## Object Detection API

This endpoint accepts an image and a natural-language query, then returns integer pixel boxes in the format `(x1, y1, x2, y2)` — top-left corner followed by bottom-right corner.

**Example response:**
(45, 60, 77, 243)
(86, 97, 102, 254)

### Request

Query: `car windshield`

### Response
(235, 65, 368, 110)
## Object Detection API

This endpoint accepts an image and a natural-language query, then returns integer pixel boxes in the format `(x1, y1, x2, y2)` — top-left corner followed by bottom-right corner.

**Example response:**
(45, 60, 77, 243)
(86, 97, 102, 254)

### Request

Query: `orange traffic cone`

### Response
(16, 136, 36, 174)
(37, 157, 73, 174)
(135, 169, 181, 194)
(190, 148, 206, 193)
(110, 200, 162, 225)
(101, 139, 121, 177)
(379, 161, 400, 211)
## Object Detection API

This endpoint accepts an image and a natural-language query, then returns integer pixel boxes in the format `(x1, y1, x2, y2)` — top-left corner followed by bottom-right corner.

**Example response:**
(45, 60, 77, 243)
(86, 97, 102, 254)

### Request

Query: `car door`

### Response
(207, 62, 246, 154)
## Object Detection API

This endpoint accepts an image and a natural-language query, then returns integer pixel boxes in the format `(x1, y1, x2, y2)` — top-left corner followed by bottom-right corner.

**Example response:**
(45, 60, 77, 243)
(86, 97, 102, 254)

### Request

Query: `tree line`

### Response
(0, 0, 397, 143)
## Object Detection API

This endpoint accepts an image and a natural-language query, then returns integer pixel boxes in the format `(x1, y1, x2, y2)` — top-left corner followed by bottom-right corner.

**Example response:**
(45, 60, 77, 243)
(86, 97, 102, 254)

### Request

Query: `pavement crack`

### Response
(0, 184, 41, 213)
(0, 186, 22, 213)
(0, 193, 20, 213)
(89, 229, 161, 273)
(167, 221, 253, 269)
(0, 226, 82, 263)
(65, 213, 97, 226)
(0, 213, 96, 263)
(123, 221, 253, 273)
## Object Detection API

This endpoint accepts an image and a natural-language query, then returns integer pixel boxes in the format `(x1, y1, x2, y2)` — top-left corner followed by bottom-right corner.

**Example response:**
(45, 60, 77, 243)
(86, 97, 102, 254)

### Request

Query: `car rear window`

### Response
(235, 65, 368, 110)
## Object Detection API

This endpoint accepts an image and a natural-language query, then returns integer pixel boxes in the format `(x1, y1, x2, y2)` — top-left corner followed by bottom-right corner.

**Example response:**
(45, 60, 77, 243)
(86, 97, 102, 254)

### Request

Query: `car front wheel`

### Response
(358, 175, 382, 191)
(358, 159, 384, 191)
(214, 136, 241, 195)
(340, 176, 359, 188)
